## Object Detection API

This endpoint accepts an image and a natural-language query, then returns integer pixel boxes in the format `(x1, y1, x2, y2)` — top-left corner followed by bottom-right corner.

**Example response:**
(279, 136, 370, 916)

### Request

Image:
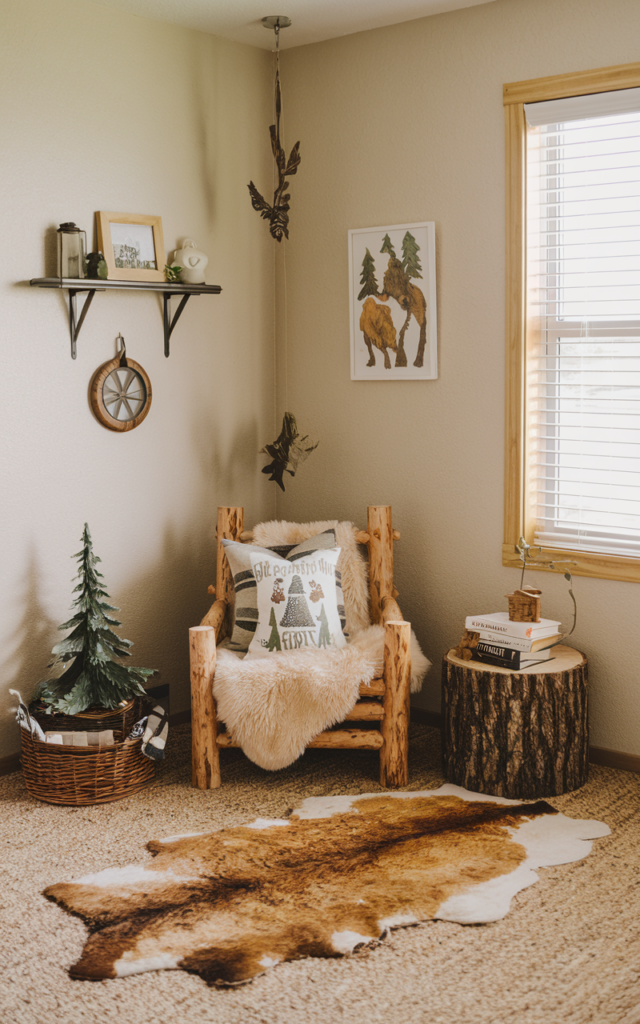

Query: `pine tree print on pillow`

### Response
(35, 525, 155, 715)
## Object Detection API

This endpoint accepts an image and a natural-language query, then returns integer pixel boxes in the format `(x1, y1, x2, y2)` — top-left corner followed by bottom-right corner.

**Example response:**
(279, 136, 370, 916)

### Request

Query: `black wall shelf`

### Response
(30, 277, 222, 359)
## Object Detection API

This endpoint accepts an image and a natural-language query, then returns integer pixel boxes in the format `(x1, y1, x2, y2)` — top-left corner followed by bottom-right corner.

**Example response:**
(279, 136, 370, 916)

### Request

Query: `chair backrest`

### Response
(215, 506, 397, 640)
(365, 506, 395, 625)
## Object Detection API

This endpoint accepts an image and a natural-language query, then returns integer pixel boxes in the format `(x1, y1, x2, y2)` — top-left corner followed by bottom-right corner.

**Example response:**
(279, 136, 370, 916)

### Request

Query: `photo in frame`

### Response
(348, 221, 437, 380)
(96, 212, 165, 282)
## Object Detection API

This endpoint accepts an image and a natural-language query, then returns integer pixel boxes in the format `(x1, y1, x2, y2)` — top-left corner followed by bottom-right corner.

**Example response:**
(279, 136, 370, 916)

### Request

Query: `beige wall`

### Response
(278, 0, 640, 755)
(3, 0, 639, 764)
(0, 0, 274, 756)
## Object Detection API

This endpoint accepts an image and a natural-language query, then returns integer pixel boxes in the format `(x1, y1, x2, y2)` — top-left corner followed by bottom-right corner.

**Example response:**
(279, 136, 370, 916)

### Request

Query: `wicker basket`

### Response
(28, 696, 143, 737)
(19, 728, 156, 806)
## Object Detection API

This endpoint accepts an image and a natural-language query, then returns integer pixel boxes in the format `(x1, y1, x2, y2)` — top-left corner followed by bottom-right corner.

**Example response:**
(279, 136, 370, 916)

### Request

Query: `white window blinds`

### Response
(525, 89, 640, 557)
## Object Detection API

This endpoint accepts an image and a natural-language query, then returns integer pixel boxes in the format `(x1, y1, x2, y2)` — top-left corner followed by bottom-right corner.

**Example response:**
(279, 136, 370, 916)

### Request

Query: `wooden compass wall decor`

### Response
(90, 334, 152, 431)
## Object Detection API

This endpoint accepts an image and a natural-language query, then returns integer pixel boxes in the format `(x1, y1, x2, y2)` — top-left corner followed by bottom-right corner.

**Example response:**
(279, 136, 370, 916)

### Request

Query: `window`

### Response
(504, 63, 640, 582)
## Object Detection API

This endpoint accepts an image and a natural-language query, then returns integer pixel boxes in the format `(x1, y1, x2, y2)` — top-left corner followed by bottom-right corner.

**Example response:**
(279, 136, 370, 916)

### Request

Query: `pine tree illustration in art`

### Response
(35, 524, 154, 715)
(401, 231, 423, 279)
(357, 248, 379, 301)
(380, 233, 397, 258)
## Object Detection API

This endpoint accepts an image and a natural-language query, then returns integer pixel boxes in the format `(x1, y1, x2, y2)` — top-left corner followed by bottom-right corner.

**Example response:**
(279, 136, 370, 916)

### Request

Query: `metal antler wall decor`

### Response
(248, 16, 301, 242)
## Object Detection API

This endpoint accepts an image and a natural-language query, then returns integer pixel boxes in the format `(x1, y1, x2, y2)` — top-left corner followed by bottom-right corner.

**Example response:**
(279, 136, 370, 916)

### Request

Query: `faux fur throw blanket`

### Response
(214, 518, 430, 770)
(215, 626, 429, 770)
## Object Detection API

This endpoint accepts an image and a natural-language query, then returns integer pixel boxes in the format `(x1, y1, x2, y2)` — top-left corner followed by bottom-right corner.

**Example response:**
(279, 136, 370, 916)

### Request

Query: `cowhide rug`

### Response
(44, 785, 609, 987)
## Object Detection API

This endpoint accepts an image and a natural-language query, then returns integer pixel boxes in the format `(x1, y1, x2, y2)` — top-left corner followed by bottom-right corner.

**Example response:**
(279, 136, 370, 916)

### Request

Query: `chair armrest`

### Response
(381, 595, 405, 624)
(199, 599, 229, 643)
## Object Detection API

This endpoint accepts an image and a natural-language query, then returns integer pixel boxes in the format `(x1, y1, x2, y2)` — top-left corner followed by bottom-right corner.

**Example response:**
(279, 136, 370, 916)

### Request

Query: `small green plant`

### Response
(516, 536, 577, 640)
(35, 524, 154, 715)
(164, 264, 182, 282)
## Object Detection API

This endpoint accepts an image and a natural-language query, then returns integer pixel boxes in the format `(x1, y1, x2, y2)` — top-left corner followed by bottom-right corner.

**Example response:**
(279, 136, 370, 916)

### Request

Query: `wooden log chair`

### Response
(189, 506, 411, 790)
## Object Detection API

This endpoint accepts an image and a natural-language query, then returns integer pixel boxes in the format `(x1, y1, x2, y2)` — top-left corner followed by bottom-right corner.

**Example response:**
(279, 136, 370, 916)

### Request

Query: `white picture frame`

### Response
(348, 221, 437, 380)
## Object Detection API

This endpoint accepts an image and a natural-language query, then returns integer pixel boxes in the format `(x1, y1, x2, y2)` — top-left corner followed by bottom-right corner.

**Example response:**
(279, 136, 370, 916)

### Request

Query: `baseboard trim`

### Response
(3, 710, 638, 778)
(410, 706, 442, 729)
(170, 710, 191, 727)
(0, 752, 21, 777)
(588, 745, 640, 775)
(410, 707, 640, 776)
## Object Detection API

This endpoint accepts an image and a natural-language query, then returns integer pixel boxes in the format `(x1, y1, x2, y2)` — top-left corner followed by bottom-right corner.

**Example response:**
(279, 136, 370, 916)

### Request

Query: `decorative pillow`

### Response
(221, 530, 347, 654)
(252, 520, 371, 636)
(245, 547, 347, 660)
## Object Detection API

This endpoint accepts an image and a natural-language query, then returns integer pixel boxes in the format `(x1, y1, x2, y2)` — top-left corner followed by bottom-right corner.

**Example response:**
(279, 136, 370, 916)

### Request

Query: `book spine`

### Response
(476, 630, 533, 652)
(465, 617, 533, 638)
(465, 616, 559, 638)
(474, 643, 522, 669)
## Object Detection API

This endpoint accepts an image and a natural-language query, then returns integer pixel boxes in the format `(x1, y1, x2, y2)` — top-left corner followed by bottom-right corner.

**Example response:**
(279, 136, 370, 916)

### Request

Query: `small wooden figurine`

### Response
(453, 629, 480, 661)
(506, 586, 542, 623)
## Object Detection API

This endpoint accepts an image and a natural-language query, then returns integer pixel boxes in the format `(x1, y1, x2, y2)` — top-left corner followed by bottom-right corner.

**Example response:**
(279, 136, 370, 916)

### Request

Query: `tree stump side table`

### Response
(441, 645, 588, 799)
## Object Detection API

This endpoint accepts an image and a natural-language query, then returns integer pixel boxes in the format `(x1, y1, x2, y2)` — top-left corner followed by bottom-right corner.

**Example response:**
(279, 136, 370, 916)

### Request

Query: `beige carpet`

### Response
(1, 723, 639, 1024)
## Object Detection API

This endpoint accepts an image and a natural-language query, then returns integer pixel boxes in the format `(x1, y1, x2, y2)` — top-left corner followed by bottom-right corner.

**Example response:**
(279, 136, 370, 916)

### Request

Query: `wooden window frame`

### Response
(503, 61, 640, 584)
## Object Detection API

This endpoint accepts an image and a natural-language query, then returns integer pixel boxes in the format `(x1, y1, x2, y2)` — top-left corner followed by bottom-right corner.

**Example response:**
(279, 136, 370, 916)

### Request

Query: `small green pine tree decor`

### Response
(35, 524, 154, 716)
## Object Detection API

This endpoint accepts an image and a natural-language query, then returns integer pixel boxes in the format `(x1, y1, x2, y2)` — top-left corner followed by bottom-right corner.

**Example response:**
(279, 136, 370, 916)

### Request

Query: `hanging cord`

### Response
(283, 232, 289, 413)
(275, 23, 289, 412)
(271, 21, 289, 417)
(272, 28, 278, 433)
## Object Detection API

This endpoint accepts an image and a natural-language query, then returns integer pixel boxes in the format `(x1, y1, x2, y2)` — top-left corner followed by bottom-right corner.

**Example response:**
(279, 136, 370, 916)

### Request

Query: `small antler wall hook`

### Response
(248, 16, 301, 242)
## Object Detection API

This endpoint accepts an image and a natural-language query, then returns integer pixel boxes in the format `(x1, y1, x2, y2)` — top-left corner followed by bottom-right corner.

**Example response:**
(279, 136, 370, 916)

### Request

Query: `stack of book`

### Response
(464, 612, 562, 670)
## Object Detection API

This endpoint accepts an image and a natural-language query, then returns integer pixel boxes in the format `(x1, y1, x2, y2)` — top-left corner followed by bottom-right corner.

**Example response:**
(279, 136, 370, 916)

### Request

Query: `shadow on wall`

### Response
(190, 34, 218, 228)
(193, 410, 261, 502)
(113, 417, 265, 718)
(1, 549, 58, 726)
(114, 517, 217, 720)
(2, 418, 273, 750)
(1, 518, 218, 762)
(44, 224, 58, 276)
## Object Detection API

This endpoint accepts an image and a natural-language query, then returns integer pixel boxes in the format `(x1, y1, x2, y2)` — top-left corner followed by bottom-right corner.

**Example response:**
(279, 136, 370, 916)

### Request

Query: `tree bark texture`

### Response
(441, 646, 588, 799)
(216, 507, 244, 642)
(367, 506, 394, 626)
(380, 620, 411, 788)
(190, 625, 221, 790)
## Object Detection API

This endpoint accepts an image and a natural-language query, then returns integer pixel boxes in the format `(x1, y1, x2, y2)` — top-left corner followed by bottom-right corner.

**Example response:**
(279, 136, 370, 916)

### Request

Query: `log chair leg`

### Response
(189, 625, 221, 789)
(380, 620, 411, 788)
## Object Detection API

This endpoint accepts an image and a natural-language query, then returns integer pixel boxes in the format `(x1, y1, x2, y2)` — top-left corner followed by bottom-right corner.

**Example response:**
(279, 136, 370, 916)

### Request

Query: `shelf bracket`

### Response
(163, 293, 192, 357)
(30, 278, 221, 358)
(68, 288, 97, 359)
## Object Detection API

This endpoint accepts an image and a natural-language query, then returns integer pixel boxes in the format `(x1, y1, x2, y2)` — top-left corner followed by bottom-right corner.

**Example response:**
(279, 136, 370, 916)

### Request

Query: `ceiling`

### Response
(89, 0, 498, 50)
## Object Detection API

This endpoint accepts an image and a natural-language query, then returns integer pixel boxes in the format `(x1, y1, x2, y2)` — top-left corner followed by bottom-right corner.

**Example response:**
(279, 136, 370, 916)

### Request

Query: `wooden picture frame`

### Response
(96, 212, 165, 282)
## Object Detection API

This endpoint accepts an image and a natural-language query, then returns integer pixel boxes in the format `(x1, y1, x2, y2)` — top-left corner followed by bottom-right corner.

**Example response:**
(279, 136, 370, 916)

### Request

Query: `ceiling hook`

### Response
(261, 15, 292, 44)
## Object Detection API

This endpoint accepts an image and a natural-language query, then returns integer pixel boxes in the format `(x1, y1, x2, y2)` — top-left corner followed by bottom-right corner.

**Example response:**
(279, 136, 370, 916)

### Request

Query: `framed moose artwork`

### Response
(348, 221, 437, 380)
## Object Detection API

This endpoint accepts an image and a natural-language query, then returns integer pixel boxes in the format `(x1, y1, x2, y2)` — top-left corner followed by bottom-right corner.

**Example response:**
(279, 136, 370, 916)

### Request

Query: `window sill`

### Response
(502, 542, 640, 584)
